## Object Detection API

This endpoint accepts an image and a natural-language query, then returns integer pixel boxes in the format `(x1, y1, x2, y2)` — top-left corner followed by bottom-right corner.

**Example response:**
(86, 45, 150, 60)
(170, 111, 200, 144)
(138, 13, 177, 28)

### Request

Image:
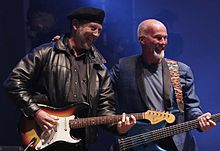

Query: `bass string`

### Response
(119, 121, 198, 150)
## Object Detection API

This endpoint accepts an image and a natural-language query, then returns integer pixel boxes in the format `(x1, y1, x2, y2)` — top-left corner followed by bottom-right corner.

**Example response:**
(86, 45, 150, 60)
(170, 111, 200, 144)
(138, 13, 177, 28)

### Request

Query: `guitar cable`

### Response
(23, 137, 37, 151)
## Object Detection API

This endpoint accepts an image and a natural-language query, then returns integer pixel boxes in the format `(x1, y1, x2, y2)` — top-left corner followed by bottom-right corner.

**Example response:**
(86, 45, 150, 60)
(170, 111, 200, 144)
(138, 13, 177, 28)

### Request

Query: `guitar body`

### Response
(116, 121, 167, 151)
(19, 103, 89, 151)
(19, 103, 175, 151)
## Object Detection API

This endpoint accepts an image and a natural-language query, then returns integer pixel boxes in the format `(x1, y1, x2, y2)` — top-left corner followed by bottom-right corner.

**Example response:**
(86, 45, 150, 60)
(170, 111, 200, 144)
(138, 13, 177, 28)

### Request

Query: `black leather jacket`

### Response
(4, 35, 116, 144)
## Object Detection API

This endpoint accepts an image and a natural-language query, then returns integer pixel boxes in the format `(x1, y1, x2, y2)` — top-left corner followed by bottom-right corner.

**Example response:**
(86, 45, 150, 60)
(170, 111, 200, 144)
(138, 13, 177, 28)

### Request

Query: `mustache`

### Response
(155, 45, 166, 51)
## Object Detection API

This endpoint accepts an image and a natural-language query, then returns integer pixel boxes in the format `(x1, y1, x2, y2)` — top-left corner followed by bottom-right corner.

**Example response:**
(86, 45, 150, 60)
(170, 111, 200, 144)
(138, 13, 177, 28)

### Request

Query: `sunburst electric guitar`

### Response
(116, 113, 220, 151)
(19, 102, 175, 151)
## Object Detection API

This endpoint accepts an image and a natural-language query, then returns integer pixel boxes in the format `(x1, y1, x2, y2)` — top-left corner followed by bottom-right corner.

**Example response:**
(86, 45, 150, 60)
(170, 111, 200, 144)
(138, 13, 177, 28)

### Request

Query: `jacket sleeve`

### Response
(3, 46, 49, 117)
(94, 65, 118, 133)
(179, 62, 203, 121)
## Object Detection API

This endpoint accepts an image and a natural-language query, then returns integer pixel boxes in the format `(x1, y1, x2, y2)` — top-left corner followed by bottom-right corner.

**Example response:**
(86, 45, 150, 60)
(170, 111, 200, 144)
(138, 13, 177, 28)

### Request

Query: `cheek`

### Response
(152, 39, 160, 44)
(146, 37, 157, 44)
(165, 40, 168, 45)
(79, 32, 89, 42)
(80, 30, 92, 38)
(148, 40, 158, 47)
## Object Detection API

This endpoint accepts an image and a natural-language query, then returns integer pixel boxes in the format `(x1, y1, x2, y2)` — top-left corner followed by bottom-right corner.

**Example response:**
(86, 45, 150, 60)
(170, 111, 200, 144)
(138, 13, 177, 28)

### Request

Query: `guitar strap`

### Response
(165, 59, 184, 113)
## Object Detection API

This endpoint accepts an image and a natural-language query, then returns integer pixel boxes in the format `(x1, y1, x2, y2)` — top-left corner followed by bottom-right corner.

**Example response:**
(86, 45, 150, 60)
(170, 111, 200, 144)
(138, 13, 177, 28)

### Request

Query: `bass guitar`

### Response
(19, 102, 175, 151)
(116, 113, 220, 151)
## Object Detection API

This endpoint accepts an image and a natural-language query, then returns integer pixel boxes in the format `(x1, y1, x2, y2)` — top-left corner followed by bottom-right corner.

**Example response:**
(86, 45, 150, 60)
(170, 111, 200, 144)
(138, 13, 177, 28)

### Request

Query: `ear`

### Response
(72, 19, 80, 30)
(139, 36, 145, 45)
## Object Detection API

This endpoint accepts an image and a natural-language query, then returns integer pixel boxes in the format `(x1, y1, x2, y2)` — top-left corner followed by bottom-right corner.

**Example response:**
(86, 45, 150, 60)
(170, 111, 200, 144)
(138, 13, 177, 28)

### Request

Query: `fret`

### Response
(69, 111, 174, 129)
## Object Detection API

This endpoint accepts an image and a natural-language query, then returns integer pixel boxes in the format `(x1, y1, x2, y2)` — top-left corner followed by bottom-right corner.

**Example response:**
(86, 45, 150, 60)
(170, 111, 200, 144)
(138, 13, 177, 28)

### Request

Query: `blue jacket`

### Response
(110, 55, 203, 151)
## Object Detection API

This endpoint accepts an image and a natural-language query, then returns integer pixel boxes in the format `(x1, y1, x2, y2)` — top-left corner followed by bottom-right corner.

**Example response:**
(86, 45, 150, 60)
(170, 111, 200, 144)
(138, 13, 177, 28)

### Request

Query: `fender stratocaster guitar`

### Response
(116, 113, 220, 151)
(19, 102, 175, 151)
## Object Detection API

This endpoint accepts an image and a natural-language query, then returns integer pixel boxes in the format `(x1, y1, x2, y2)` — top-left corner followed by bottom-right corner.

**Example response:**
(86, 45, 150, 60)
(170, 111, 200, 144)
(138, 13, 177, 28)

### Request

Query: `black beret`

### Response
(67, 7, 105, 25)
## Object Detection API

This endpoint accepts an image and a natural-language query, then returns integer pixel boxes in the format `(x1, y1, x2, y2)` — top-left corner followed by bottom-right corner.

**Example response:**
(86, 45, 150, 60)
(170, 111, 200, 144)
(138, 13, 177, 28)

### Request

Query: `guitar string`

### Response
(70, 113, 144, 128)
(70, 112, 169, 128)
(119, 114, 220, 150)
(120, 122, 197, 150)
(119, 120, 198, 150)
(70, 112, 172, 128)
(119, 112, 174, 150)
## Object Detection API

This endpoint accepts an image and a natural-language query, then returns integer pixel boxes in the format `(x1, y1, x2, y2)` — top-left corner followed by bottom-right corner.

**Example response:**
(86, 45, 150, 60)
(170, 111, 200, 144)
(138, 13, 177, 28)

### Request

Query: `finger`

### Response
(199, 119, 205, 130)
(45, 115, 58, 125)
(202, 116, 209, 125)
(51, 115, 59, 120)
(122, 113, 126, 122)
(205, 112, 211, 119)
(125, 116, 130, 125)
(42, 120, 56, 130)
(199, 116, 206, 125)
(117, 121, 122, 128)
(130, 115, 137, 124)
(199, 117, 210, 131)
(209, 119, 216, 126)
(43, 117, 57, 128)
(204, 113, 216, 126)
(41, 124, 49, 131)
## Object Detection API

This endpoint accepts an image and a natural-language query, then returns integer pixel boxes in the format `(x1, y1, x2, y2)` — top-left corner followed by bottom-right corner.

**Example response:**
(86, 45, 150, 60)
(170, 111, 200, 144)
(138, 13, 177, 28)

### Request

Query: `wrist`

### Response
(34, 109, 42, 117)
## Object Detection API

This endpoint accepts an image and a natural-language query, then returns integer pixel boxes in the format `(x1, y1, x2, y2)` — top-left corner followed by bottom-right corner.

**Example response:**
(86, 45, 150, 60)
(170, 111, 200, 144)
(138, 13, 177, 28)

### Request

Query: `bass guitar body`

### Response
(115, 121, 167, 151)
(115, 112, 220, 151)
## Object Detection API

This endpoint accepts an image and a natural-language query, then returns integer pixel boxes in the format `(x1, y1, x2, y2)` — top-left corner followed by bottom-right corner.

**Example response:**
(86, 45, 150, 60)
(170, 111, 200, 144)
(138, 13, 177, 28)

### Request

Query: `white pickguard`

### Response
(35, 115, 81, 150)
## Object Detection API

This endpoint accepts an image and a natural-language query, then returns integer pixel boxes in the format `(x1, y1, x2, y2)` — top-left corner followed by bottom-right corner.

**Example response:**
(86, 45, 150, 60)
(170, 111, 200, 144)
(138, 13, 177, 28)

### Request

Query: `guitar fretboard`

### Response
(69, 113, 144, 129)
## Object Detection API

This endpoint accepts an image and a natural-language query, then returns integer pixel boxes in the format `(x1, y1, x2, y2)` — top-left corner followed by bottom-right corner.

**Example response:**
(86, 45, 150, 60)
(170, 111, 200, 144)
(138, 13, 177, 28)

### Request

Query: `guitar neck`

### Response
(69, 113, 144, 129)
(149, 113, 220, 142)
(119, 113, 220, 150)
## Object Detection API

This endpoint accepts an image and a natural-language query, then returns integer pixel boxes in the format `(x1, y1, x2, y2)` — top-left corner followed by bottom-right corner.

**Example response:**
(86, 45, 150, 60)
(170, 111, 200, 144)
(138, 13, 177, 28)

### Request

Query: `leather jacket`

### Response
(4, 34, 116, 143)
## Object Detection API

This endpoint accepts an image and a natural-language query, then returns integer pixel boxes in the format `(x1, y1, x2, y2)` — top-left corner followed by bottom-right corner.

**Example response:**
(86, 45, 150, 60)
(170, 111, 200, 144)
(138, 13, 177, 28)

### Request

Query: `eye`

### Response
(89, 25, 102, 34)
(155, 35, 167, 41)
(156, 37, 162, 40)
(90, 26, 96, 31)
(155, 36, 162, 40)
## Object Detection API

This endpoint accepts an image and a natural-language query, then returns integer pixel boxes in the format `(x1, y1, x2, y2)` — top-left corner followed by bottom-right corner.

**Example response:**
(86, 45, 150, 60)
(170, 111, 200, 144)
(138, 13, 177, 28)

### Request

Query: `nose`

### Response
(159, 37, 167, 45)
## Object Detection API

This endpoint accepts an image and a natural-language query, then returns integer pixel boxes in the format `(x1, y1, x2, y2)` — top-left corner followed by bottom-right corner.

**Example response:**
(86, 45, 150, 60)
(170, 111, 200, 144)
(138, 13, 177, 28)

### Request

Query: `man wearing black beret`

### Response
(4, 7, 136, 151)
(67, 7, 105, 25)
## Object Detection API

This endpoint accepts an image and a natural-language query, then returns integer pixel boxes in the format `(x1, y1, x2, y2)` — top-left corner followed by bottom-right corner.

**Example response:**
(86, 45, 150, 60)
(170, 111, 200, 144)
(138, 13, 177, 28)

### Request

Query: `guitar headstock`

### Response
(143, 110, 175, 124)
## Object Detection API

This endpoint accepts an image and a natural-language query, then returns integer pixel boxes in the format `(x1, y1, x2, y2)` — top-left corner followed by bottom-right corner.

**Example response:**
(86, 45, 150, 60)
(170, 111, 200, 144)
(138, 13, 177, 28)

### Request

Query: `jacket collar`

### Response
(54, 34, 106, 65)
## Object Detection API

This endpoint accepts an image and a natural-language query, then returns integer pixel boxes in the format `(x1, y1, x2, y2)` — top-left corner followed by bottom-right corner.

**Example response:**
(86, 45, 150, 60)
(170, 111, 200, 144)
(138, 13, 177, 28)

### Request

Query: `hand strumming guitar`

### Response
(34, 109, 59, 131)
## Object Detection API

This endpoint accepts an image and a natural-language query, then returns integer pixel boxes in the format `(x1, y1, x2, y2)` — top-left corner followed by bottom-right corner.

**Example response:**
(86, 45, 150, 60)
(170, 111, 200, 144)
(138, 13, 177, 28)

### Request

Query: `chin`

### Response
(154, 51, 165, 60)
(82, 46, 90, 50)
(83, 44, 92, 50)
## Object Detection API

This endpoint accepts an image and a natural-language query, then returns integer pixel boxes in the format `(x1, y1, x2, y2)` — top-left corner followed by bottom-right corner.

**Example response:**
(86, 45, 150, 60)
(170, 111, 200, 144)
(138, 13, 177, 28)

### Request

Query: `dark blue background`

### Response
(1, 0, 219, 150)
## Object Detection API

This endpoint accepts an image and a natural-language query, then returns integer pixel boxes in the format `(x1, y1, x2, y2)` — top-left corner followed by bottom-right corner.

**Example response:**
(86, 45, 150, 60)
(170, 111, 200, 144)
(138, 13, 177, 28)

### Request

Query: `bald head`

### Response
(137, 19, 167, 38)
(137, 19, 168, 64)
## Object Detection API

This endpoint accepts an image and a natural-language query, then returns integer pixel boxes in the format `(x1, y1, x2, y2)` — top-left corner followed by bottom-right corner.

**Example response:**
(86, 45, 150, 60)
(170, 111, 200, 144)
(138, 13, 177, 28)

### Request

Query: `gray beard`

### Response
(154, 50, 165, 60)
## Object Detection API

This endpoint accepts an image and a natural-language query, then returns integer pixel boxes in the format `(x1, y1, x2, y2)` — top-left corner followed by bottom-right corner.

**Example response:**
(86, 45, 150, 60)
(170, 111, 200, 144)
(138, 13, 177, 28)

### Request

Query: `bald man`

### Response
(110, 19, 216, 151)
